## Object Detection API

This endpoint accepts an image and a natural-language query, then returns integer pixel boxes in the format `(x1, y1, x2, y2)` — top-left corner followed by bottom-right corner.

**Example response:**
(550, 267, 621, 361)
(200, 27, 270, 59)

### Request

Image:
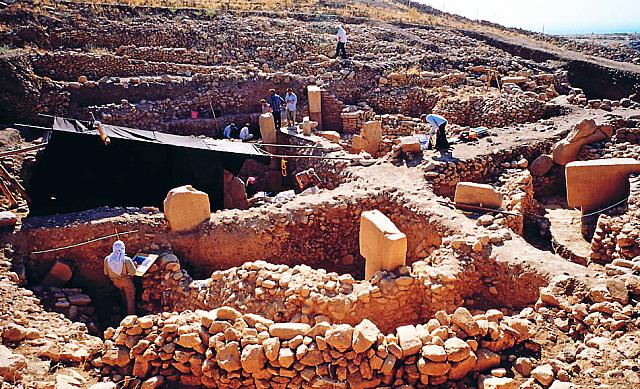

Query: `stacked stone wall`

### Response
(434, 93, 552, 128)
(98, 304, 535, 388)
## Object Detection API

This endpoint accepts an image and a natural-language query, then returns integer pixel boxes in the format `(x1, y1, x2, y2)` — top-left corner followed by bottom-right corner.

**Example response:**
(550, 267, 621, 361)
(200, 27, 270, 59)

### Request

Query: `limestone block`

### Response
(301, 116, 318, 136)
(454, 182, 503, 209)
(42, 260, 73, 287)
(163, 185, 211, 232)
(360, 210, 407, 279)
(223, 170, 249, 210)
(552, 119, 611, 165)
(565, 158, 640, 212)
(529, 154, 553, 176)
(307, 85, 322, 113)
(360, 120, 382, 155)
(309, 112, 323, 131)
(0, 345, 26, 382)
(319, 131, 340, 143)
(352, 134, 364, 153)
(259, 113, 277, 144)
(501, 76, 528, 84)
(400, 137, 421, 153)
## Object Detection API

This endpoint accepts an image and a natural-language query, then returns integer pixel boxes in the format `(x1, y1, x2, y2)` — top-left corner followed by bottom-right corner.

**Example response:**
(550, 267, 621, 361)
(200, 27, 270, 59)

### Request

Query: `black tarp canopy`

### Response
(27, 117, 270, 215)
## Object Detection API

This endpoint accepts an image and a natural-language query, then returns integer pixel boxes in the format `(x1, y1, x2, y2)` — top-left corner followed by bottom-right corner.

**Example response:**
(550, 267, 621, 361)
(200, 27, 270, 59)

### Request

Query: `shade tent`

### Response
(27, 117, 270, 215)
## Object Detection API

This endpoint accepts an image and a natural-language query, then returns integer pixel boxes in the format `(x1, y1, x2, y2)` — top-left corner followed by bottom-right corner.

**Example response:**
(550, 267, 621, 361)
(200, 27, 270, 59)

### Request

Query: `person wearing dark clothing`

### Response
(268, 89, 285, 129)
(421, 113, 450, 151)
(333, 25, 348, 59)
(246, 176, 257, 198)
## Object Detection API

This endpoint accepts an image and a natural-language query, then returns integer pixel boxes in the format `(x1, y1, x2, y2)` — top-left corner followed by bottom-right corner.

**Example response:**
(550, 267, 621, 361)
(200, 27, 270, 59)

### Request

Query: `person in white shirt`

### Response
(333, 25, 348, 59)
(239, 123, 253, 141)
(421, 113, 450, 151)
(285, 87, 297, 127)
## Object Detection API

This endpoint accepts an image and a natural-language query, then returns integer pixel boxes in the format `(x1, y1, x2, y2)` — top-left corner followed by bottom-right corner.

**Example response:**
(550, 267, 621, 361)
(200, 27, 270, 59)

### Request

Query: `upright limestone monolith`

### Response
(359, 210, 407, 279)
(307, 85, 322, 130)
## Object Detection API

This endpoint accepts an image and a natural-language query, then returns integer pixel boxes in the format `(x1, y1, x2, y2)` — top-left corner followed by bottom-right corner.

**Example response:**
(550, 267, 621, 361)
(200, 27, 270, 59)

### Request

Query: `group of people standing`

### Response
(260, 87, 298, 130)
(218, 25, 350, 140)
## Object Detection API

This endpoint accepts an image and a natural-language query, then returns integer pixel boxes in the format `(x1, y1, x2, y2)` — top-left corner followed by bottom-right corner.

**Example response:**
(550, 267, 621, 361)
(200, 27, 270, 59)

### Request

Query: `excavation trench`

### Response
(12, 188, 552, 334)
(459, 30, 640, 100)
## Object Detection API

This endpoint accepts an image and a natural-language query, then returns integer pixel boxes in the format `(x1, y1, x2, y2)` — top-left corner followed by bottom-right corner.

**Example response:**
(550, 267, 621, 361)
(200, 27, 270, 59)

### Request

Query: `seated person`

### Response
(240, 123, 254, 141)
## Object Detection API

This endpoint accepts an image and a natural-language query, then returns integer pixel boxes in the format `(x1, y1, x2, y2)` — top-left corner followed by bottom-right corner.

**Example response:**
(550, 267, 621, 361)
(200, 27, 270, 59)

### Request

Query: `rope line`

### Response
(524, 196, 631, 220)
(31, 230, 139, 255)
(578, 196, 630, 218)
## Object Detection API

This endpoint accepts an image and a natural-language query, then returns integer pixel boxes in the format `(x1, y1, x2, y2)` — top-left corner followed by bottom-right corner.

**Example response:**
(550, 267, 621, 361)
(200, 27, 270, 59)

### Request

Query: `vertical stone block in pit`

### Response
(307, 85, 322, 130)
(259, 113, 277, 144)
(360, 210, 407, 280)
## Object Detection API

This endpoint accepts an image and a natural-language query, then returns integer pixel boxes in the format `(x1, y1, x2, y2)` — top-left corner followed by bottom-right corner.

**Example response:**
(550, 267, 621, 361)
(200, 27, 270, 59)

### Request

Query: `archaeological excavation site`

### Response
(1, 1, 640, 388)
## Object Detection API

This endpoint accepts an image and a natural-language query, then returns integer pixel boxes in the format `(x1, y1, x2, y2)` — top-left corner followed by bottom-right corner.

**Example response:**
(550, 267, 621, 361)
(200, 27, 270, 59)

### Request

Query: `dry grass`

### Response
(36, 0, 461, 27)
(32, 0, 544, 48)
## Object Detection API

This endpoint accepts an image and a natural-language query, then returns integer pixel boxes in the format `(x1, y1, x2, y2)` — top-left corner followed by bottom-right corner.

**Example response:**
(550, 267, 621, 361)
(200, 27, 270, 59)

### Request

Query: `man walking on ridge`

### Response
(333, 25, 348, 59)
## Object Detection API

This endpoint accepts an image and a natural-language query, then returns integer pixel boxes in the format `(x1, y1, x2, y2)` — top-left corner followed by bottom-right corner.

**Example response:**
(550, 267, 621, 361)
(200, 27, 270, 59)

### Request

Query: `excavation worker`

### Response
(421, 113, 450, 151)
(260, 99, 272, 114)
(223, 123, 232, 139)
(240, 123, 254, 141)
(267, 89, 285, 129)
(285, 87, 297, 127)
(246, 176, 257, 198)
(333, 25, 348, 59)
(104, 240, 137, 315)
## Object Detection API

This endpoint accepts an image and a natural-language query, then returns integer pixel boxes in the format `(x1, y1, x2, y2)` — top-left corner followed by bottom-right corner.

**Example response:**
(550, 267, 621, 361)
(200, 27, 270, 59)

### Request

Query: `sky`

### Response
(416, 0, 640, 35)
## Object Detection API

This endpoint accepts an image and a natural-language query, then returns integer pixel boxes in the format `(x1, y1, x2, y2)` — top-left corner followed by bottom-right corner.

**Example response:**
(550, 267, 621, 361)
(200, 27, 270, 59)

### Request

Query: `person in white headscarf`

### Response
(103, 240, 137, 315)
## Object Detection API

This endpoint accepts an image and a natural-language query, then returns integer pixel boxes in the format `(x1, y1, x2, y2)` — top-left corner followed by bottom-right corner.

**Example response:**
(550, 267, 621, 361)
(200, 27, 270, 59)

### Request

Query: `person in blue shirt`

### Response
(421, 113, 450, 151)
(267, 89, 285, 130)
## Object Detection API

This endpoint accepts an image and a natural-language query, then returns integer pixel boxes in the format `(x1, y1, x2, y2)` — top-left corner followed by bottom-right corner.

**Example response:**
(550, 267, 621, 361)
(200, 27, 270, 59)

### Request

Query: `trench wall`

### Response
(13, 187, 448, 296)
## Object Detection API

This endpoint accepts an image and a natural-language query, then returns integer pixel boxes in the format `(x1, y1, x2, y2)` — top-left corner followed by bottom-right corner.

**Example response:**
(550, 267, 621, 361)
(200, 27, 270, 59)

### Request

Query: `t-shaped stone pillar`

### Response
(566, 158, 640, 212)
(307, 85, 323, 130)
(359, 210, 407, 279)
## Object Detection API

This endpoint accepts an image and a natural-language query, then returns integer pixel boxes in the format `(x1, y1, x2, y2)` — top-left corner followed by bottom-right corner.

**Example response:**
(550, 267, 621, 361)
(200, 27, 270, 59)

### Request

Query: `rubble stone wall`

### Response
(425, 138, 556, 198)
(589, 175, 640, 269)
(98, 304, 535, 388)
(434, 93, 552, 128)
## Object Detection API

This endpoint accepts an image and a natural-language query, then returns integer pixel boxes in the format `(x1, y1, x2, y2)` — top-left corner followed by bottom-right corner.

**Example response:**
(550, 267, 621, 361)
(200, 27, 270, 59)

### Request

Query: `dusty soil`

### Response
(0, 1, 640, 388)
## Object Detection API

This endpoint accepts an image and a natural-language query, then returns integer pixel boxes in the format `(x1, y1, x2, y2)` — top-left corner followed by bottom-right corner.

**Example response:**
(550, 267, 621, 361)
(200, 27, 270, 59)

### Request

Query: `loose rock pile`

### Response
(98, 305, 536, 388)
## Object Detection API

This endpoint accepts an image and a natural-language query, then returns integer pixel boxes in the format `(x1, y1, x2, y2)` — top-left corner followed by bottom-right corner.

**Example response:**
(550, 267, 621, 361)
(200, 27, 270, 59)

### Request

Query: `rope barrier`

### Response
(265, 152, 354, 160)
(31, 230, 139, 255)
(255, 143, 330, 150)
(523, 196, 631, 220)
(577, 196, 631, 218)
